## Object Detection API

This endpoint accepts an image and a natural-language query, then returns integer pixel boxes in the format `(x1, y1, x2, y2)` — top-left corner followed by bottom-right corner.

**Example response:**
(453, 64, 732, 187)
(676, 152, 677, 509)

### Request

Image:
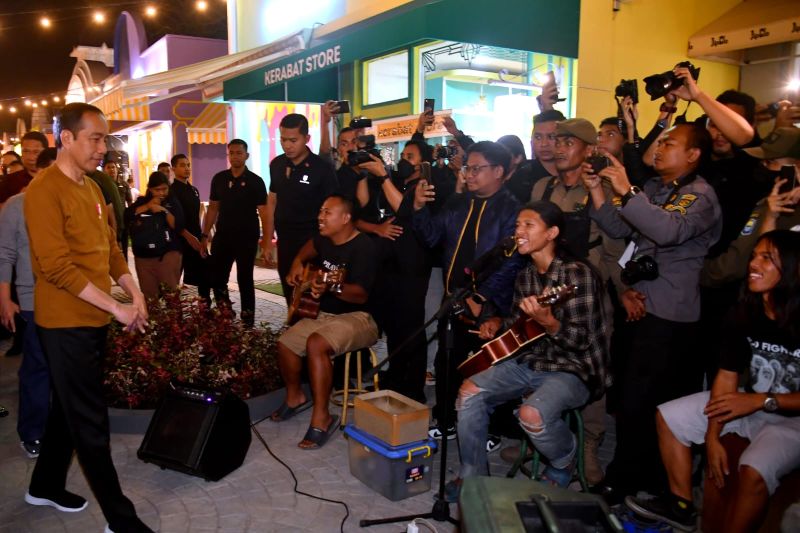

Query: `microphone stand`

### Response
(359, 285, 472, 528)
(360, 249, 513, 528)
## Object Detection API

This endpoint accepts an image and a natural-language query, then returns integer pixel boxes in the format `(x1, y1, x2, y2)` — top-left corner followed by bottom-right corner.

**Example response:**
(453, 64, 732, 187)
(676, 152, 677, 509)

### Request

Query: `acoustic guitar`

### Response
(457, 284, 577, 379)
(286, 264, 347, 325)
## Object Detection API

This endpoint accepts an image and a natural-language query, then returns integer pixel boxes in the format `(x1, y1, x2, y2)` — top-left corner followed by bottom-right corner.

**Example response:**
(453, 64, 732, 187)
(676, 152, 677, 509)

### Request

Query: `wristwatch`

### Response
(763, 392, 779, 412)
(620, 186, 641, 207)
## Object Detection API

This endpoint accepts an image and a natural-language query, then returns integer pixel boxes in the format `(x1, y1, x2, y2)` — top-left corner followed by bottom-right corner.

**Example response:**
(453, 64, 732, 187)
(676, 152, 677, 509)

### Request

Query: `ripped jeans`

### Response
(456, 361, 589, 479)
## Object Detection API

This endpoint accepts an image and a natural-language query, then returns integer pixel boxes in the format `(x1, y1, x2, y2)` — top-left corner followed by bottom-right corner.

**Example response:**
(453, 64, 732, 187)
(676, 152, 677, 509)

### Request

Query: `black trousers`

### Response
(210, 234, 258, 318)
(604, 313, 702, 494)
(276, 229, 312, 308)
(377, 269, 431, 404)
(30, 326, 138, 527)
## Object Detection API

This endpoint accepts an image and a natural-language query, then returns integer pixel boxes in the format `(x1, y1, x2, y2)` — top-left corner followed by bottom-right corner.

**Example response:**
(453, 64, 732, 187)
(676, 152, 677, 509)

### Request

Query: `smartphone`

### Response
(424, 98, 435, 115)
(779, 165, 797, 194)
(332, 100, 350, 114)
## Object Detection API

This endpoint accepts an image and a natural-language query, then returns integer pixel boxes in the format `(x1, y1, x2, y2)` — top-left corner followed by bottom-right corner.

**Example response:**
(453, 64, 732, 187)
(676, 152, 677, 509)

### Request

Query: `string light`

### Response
(53, 96, 60, 103)
(39, 16, 51, 29)
(9, 107, 17, 114)
(41, 100, 48, 106)
(24, 100, 32, 107)
(196, 1, 208, 12)
(145, 5, 157, 17)
(93, 11, 106, 24)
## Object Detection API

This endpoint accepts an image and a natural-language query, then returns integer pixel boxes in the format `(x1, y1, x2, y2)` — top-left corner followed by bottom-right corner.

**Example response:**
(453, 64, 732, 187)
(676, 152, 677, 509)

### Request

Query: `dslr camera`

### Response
(614, 79, 639, 104)
(643, 61, 701, 100)
(347, 134, 382, 166)
(621, 255, 659, 285)
(436, 145, 458, 160)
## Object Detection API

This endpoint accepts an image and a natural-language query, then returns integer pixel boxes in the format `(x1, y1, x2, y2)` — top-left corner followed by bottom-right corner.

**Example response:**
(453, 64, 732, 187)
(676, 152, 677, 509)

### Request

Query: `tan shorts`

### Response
(278, 311, 379, 357)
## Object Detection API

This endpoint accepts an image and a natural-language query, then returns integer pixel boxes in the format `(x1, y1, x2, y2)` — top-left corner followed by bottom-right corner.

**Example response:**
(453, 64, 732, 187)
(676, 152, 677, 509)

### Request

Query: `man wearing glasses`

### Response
(412, 140, 523, 442)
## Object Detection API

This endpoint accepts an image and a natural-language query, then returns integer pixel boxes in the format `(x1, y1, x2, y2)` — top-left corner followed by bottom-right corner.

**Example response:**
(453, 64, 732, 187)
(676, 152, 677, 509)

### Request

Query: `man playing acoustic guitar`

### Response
(271, 195, 379, 450)
(447, 200, 611, 500)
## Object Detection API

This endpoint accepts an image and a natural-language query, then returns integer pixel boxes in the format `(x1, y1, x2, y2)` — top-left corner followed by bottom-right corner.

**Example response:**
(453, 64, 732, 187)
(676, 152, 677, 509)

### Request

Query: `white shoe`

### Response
(24, 491, 88, 512)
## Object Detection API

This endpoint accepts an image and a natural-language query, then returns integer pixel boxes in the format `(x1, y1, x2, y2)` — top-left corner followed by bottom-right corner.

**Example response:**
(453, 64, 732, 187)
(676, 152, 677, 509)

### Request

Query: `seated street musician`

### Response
(448, 201, 611, 500)
(270, 195, 379, 449)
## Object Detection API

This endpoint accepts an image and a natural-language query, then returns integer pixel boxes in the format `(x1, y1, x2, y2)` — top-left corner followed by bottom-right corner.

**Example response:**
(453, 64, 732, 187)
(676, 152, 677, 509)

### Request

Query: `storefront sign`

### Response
(264, 45, 342, 87)
(367, 110, 453, 144)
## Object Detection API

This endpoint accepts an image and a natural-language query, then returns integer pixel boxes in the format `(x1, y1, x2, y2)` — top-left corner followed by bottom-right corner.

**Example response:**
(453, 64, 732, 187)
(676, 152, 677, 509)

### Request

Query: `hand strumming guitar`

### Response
(309, 276, 328, 299)
(478, 317, 502, 340)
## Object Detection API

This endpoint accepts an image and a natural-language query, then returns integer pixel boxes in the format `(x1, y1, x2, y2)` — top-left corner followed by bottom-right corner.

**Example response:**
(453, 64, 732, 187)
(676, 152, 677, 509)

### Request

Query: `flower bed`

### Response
(104, 290, 283, 409)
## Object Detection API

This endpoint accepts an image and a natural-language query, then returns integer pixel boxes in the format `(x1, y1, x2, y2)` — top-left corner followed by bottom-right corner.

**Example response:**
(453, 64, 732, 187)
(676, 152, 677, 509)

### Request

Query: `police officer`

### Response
(584, 122, 722, 502)
(264, 114, 339, 306)
(527, 118, 624, 485)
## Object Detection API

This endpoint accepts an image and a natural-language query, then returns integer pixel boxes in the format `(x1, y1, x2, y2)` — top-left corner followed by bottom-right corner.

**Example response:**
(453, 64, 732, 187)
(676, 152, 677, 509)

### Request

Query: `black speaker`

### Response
(137, 385, 251, 481)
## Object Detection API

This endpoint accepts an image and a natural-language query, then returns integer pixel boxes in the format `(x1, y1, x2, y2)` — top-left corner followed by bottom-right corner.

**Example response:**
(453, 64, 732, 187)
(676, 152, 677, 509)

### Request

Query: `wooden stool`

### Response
(330, 348, 379, 428)
(506, 408, 589, 492)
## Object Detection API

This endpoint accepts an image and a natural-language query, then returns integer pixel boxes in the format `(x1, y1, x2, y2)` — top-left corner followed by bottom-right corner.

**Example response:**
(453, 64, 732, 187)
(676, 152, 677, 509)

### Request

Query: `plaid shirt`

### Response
(502, 256, 612, 398)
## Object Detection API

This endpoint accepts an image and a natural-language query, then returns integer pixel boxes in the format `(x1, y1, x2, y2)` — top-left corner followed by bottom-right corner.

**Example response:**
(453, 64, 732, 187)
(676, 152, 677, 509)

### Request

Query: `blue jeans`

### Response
(457, 361, 589, 478)
(17, 310, 50, 442)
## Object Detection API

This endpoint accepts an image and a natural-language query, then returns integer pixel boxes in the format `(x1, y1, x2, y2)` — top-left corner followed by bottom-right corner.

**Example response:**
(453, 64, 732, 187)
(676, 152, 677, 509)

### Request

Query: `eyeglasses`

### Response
(463, 164, 497, 176)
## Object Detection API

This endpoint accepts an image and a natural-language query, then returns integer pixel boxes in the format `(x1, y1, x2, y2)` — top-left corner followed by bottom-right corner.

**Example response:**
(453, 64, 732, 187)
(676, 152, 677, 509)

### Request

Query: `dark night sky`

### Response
(0, 0, 227, 134)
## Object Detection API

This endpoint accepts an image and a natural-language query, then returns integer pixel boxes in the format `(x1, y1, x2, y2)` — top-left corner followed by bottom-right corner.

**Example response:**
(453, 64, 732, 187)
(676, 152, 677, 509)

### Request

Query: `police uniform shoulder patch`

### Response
(740, 210, 761, 236)
(675, 193, 698, 209)
(664, 204, 687, 214)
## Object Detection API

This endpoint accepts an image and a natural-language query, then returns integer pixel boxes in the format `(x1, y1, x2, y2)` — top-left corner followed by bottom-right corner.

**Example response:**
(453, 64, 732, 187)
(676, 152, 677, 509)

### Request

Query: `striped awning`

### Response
(187, 103, 227, 144)
(90, 88, 150, 121)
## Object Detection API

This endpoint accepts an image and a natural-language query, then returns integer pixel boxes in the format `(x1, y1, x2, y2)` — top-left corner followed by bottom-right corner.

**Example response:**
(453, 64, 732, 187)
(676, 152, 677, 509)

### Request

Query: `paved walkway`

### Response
(0, 261, 614, 532)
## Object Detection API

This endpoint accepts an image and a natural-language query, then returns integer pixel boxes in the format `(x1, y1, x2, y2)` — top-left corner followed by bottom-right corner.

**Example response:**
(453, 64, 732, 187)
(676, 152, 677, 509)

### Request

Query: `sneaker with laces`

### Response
(21, 440, 41, 458)
(428, 424, 456, 440)
(625, 494, 696, 532)
(25, 490, 88, 512)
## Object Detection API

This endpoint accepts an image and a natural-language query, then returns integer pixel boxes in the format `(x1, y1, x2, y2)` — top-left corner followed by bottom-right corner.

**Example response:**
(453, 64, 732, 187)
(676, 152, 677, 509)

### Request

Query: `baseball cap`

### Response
(743, 127, 800, 160)
(554, 118, 597, 145)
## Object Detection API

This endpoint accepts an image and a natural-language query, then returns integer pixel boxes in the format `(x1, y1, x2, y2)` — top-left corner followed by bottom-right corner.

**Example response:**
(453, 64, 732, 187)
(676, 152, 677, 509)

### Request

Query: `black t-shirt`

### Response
(269, 150, 338, 233)
(313, 232, 376, 315)
(336, 165, 362, 203)
(170, 179, 202, 239)
(701, 150, 771, 258)
(209, 167, 267, 239)
(125, 194, 186, 254)
(449, 197, 487, 291)
(718, 306, 800, 395)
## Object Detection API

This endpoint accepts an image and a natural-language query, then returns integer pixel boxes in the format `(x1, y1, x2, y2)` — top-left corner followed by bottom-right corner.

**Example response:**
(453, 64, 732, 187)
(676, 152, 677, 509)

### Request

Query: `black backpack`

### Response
(130, 211, 172, 258)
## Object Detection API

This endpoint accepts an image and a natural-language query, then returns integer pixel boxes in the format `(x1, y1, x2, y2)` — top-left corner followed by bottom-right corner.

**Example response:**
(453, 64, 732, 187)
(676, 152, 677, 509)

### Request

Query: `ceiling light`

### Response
(40, 16, 51, 29)
(93, 12, 106, 24)
(196, 1, 208, 12)
(145, 6, 157, 17)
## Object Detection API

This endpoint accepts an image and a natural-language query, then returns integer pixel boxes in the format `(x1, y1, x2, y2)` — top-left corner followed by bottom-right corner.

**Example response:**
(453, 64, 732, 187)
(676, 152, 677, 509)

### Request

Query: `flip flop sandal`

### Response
(298, 415, 340, 450)
(270, 400, 312, 422)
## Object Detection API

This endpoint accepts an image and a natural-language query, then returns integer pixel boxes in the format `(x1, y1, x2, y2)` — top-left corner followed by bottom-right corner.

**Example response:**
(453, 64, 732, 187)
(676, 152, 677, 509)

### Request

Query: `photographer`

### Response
(597, 98, 650, 186)
(585, 123, 722, 502)
(356, 139, 436, 403)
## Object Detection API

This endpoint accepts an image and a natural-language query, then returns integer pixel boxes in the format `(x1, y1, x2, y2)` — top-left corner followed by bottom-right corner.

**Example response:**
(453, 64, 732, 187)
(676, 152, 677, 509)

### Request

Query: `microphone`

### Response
(463, 235, 517, 280)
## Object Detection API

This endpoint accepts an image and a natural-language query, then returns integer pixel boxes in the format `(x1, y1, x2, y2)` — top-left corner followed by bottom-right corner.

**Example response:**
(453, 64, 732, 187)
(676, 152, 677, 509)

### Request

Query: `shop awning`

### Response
(121, 31, 307, 102)
(91, 87, 150, 121)
(187, 103, 228, 144)
(688, 0, 800, 58)
(223, 0, 579, 102)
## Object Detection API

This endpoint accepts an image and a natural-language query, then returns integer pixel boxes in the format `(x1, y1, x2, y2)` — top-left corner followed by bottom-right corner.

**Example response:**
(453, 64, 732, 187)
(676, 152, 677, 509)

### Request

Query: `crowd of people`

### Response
(0, 61, 798, 532)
